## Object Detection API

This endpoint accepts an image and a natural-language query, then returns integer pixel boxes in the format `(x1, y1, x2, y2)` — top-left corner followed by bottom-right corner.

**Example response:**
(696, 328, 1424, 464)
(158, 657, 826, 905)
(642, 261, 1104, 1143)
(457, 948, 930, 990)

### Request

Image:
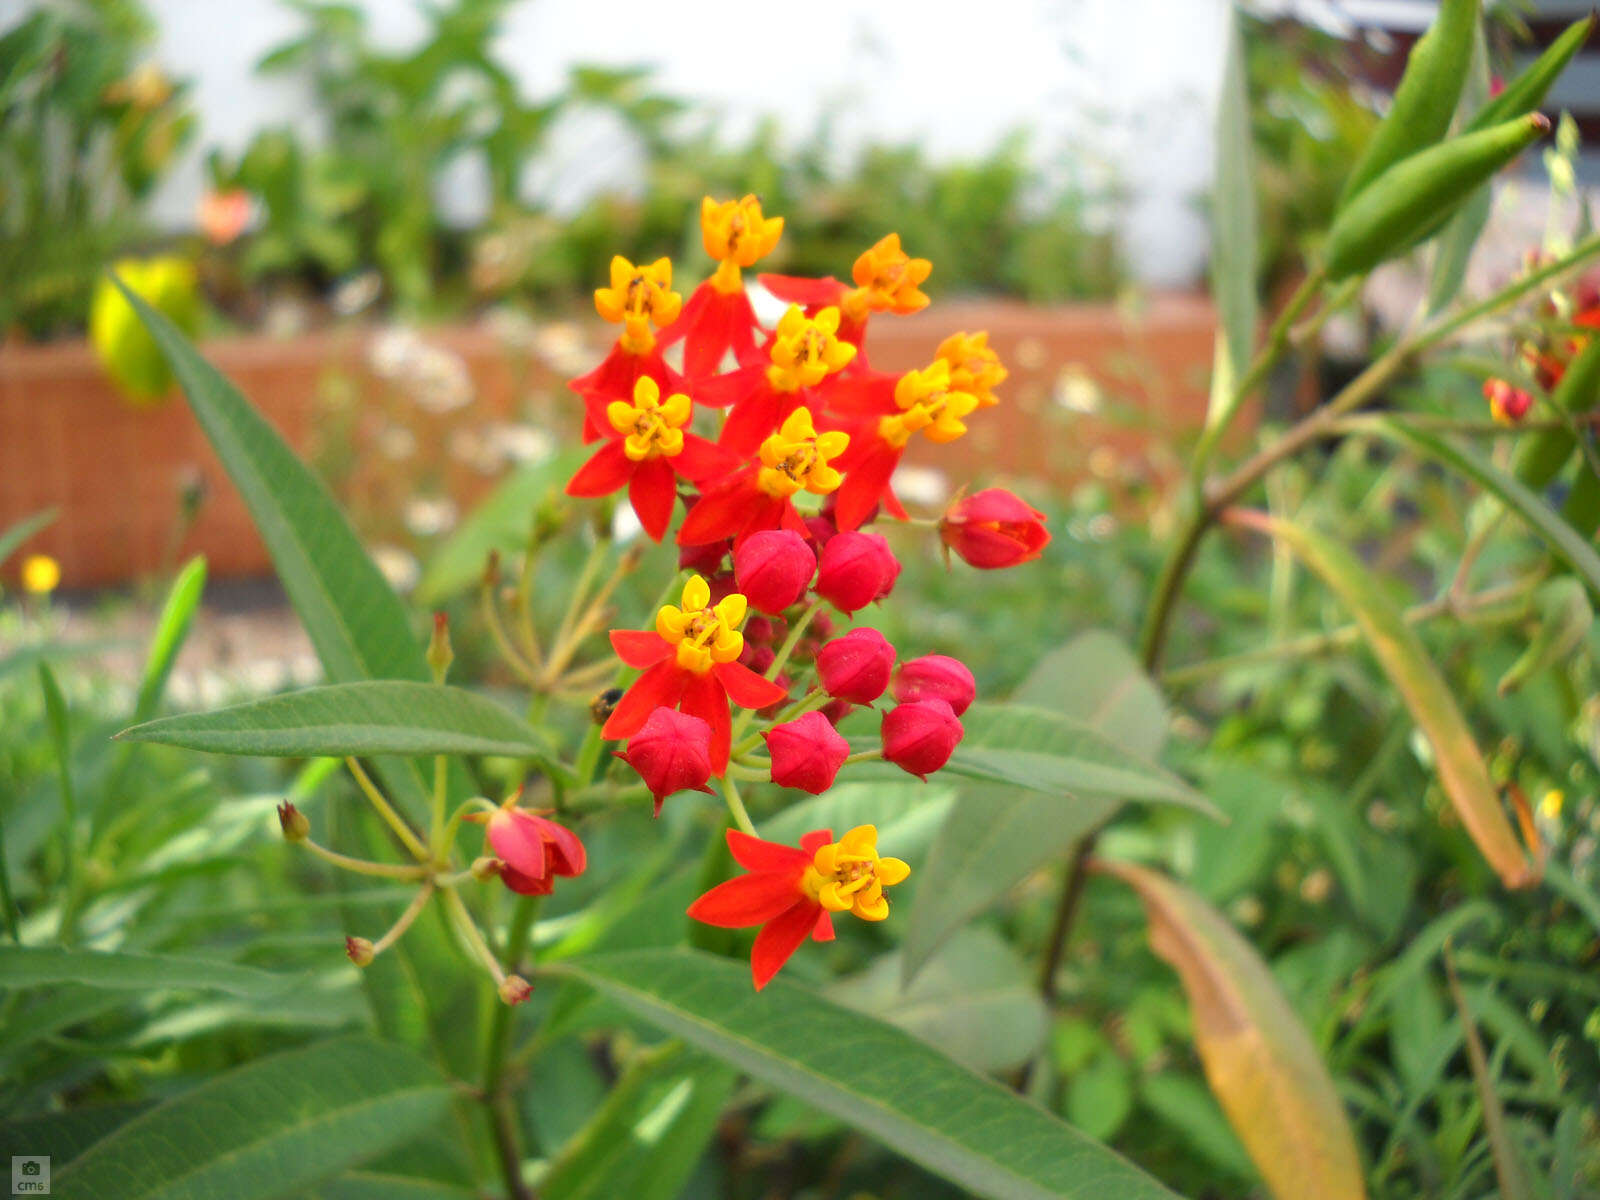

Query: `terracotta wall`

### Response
(0, 295, 1223, 589)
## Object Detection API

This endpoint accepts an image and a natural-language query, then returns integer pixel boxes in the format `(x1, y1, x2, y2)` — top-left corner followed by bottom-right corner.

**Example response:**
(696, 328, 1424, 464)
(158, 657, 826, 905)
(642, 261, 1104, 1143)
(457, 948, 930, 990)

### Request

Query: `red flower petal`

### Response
(799, 829, 833, 855)
(834, 439, 902, 531)
(610, 630, 672, 669)
(693, 364, 765, 409)
(602, 660, 689, 740)
(678, 470, 760, 546)
(720, 386, 796, 457)
(751, 899, 822, 990)
(566, 440, 634, 498)
(538, 817, 587, 876)
(500, 864, 556, 895)
(687, 871, 806, 927)
(812, 909, 836, 942)
(487, 810, 550, 881)
(758, 274, 847, 307)
(714, 660, 789, 710)
(628, 455, 678, 541)
(673, 434, 739, 483)
(680, 670, 732, 774)
(726, 828, 810, 872)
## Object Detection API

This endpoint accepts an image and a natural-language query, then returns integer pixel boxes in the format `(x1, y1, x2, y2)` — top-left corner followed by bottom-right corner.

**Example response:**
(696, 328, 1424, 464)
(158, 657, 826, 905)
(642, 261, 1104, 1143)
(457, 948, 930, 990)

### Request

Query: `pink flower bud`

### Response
(616, 707, 716, 815)
(881, 698, 963, 779)
(744, 615, 780, 645)
(817, 627, 897, 704)
(821, 697, 856, 726)
(816, 531, 899, 614)
(739, 641, 776, 674)
(735, 529, 817, 613)
(276, 800, 310, 842)
(893, 654, 976, 716)
(498, 974, 533, 1005)
(939, 488, 1050, 569)
(346, 936, 375, 967)
(764, 711, 850, 793)
(758, 673, 792, 720)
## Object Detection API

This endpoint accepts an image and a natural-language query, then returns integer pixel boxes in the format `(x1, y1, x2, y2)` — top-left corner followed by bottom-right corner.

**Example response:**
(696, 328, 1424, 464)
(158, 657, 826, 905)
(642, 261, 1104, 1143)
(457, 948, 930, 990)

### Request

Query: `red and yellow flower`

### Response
(661, 195, 784, 378)
(566, 376, 736, 540)
(570, 256, 686, 438)
(679, 407, 850, 546)
(604, 575, 787, 772)
(688, 825, 910, 988)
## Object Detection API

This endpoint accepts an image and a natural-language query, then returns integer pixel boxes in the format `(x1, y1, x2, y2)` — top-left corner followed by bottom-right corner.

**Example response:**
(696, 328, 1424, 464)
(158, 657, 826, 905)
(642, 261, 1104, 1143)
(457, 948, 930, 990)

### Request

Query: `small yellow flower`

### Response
(594, 256, 683, 353)
(936, 330, 1007, 408)
(802, 825, 910, 921)
(843, 233, 932, 323)
(606, 376, 692, 462)
(21, 555, 60, 595)
(878, 359, 978, 449)
(765, 306, 857, 393)
(757, 408, 850, 499)
(1540, 789, 1564, 821)
(702, 195, 784, 294)
(655, 574, 748, 673)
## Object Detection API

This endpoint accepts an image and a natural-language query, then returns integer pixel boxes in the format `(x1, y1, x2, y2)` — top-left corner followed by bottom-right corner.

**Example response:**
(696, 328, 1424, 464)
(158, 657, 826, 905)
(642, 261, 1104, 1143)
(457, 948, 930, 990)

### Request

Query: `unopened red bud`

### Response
(939, 487, 1050, 569)
(734, 529, 816, 614)
(744, 615, 778, 644)
(815, 532, 899, 614)
(821, 697, 855, 726)
(817, 627, 897, 704)
(679, 539, 731, 575)
(740, 642, 777, 674)
(881, 698, 964, 780)
(499, 974, 533, 1005)
(277, 800, 310, 842)
(893, 655, 976, 715)
(346, 936, 375, 967)
(757, 673, 792, 720)
(616, 707, 715, 816)
(764, 711, 850, 793)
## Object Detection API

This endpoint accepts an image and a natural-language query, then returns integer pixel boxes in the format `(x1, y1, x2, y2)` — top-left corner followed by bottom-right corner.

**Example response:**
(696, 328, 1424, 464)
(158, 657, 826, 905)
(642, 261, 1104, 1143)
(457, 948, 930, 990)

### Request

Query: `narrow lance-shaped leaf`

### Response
(903, 631, 1175, 983)
(52, 1036, 453, 1200)
(1442, 947, 1535, 1200)
(1466, 12, 1594, 134)
(1095, 859, 1367, 1200)
(1198, 5, 1259, 465)
(1374, 417, 1600, 601)
(117, 680, 551, 759)
(551, 949, 1179, 1200)
(0, 944, 295, 998)
(1228, 510, 1536, 887)
(0, 507, 57, 570)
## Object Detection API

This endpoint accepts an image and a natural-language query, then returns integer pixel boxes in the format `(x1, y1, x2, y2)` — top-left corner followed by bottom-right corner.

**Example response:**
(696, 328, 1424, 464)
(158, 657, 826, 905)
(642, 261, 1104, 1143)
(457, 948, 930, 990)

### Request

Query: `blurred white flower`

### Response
(889, 464, 948, 508)
(494, 422, 555, 465)
(331, 271, 383, 317)
(377, 425, 418, 461)
(370, 544, 420, 594)
(532, 321, 595, 376)
(611, 503, 642, 544)
(404, 497, 459, 538)
(1054, 364, 1102, 414)
(449, 428, 502, 475)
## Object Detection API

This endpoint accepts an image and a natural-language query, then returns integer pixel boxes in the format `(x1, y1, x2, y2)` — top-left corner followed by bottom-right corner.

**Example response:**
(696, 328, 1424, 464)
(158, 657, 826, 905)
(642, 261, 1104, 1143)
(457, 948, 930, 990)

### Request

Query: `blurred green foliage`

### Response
(0, 0, 194, 337)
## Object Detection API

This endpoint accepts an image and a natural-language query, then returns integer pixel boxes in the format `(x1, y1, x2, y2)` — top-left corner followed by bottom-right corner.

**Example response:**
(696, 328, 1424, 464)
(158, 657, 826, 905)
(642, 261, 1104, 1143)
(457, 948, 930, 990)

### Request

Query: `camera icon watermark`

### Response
(11, 1156, 49, 1195)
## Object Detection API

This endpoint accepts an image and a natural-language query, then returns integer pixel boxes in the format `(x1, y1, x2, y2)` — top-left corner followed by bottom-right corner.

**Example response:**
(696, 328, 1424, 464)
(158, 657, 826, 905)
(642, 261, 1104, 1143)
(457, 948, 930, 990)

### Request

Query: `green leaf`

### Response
(1232, 510, 1536, 889)
(111, 278, 475, 1064)
(302, 1172, 479, 1200)
(1012, 630, 1168, 758)
(1443, 949, 1535, 1200)
(903, 632, 1179, 982)
(1375, 417, 1600, 601)
(53, 1036, 453, 1200)
(416, 447, 588, 604)
(828, 928, 1047, 1073)
(117, 680, 550, 759)
(0, 507, 57, 569)
(131, 556, 208, 726)
(551, 949, 1178, 1200)
(1198, 6, 1259, 464)
(1099, 859, 1366, 1200)
(0, 1103, 155, 1166)
(950, 705, 1217, 817)
(0, 945, 295, 998)
(539, 1043, 736, 1200)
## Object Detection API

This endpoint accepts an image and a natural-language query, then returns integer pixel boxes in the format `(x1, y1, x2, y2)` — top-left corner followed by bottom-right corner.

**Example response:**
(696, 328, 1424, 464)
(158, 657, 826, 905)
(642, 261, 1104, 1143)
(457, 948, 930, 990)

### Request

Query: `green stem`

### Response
(430, 755, 448, 859)
(482, 894, 541, 1200)
(720, 774, 757, 836)
(345, 758, 430, 862)
(301, 839, 430, 880)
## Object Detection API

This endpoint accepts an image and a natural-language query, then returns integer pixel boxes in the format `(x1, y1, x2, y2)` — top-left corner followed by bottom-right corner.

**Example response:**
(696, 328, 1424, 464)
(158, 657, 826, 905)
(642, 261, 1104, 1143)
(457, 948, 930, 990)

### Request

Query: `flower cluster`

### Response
(555, 197, 1049, 986)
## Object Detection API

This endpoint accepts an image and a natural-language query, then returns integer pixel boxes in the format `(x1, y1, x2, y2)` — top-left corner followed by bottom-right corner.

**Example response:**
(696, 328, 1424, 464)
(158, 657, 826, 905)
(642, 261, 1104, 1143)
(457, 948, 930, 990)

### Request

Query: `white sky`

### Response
(143, 0, 1232, 285)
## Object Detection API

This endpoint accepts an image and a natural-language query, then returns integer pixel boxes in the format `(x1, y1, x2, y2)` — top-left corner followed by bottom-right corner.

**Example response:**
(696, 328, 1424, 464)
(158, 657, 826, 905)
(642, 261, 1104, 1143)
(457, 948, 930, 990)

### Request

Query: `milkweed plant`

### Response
(17, 3, 1600, 1196)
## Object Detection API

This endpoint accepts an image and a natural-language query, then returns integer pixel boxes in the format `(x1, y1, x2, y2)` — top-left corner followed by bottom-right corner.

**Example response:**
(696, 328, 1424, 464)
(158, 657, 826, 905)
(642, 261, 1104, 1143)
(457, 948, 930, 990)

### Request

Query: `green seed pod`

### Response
(1324, 113, 1550, 280)
(1497, 576, 1592, 696)
(1339, 0, 1479, 207)
(1562, 456, 1600, 539)
(1467, 13, 1595, 134)
(1514, 335, 1600, 488)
